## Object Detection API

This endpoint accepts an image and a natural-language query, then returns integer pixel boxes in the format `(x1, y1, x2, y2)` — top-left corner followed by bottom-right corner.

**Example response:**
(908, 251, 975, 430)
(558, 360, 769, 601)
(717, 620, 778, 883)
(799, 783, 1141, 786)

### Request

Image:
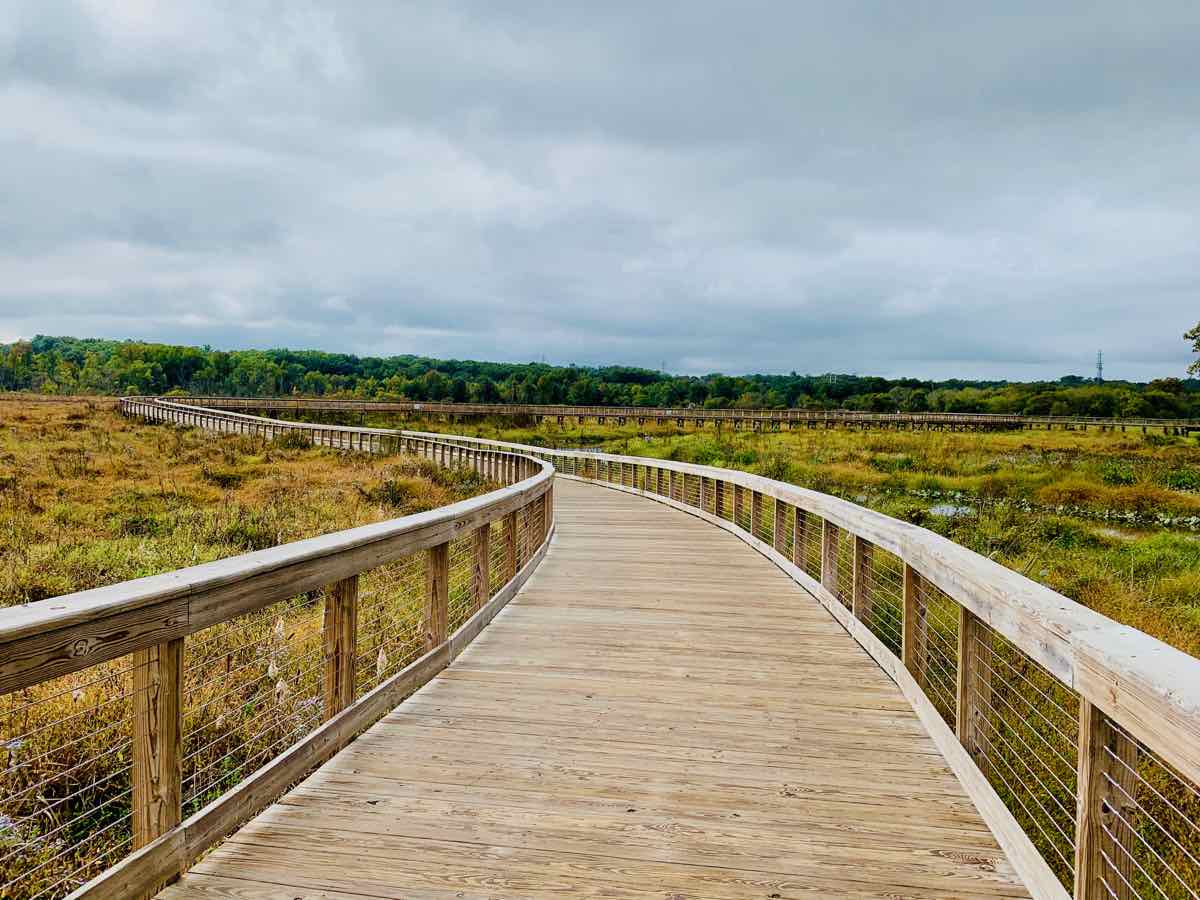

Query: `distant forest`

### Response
(2, 335, 1198, 419)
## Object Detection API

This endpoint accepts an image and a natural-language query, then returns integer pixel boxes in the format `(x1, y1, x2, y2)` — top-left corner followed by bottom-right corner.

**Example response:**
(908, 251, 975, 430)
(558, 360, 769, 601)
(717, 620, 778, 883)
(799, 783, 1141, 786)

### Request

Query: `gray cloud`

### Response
(1, 1, 1198, 380)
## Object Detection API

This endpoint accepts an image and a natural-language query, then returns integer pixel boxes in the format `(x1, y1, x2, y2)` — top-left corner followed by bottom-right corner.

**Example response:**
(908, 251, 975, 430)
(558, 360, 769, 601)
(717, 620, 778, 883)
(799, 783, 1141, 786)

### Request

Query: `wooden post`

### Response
(698, 476, 707, 512)
(543, 485, 553, 537)
(656, 468, 664, 495)
(750, 491, 762, 537)
(503, 511, 518, 582)
(471, 524, 491, 613)
(792, 508, 807, 570)
(322, 576, 358, 720)
(956, 607, 990, 769)
(714, 479, 725, 518)
(902, 564, 927, 685)
(425, 542, 449, 650)
(1074, 700, 1139, 900)
(773, 500, 787, 554)
(733, 485, 744, 527)
(668, 469, 677, 500)
(821, 520, 840, 598)
(132, 638, 183, 852)
(851, 536, 872, 621)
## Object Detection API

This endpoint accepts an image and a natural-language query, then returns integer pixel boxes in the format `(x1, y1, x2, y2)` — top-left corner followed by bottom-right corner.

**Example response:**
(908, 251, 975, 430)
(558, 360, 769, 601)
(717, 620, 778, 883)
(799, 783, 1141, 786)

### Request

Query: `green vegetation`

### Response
(4, 334, 1200, 418)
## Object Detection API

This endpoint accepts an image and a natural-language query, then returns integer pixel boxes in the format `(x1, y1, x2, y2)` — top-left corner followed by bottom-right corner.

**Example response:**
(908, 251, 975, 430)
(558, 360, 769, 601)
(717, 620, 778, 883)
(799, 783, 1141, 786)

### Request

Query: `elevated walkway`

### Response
(161, 479, 1027, 898)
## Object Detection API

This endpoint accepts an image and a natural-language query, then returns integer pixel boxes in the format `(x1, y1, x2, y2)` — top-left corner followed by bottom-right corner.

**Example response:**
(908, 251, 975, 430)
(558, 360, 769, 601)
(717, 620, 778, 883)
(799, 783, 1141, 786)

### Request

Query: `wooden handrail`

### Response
(0, 401, 555, 899)
(5, 397, 1197, 899)
(383, 426, 1200, 900)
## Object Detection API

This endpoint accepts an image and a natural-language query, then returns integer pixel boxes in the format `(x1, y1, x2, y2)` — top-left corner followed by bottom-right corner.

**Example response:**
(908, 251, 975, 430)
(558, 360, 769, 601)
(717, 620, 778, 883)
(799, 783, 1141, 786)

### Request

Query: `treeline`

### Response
(3, 335, 1199, 419)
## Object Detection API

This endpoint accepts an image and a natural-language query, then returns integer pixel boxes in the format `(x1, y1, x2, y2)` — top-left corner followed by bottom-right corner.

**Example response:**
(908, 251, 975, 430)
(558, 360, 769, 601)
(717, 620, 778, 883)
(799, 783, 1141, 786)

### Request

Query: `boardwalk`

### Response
(159, 479, 1027, 898)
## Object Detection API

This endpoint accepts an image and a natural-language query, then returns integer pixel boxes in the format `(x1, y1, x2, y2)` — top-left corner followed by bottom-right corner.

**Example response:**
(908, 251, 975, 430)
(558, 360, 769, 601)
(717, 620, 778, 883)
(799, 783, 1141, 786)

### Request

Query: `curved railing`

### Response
(0, 400, 554, 899)
(5, 396, 1199, 899)
(407, 432, 1200, 899)
(175, 395, 1200, 432)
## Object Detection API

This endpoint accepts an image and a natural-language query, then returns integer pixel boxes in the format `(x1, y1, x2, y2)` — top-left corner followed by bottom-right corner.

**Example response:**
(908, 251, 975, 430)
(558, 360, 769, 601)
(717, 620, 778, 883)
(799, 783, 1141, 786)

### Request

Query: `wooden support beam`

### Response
(132, 638, 183, 855)
(714, 478, 725, 518)
(773, 500, 787, 554)
(322, 575, 358, 720)
(503, 510, 518, 583)
(1074, 699, 1139, 900)
(851, 536, 872, 621)
(821, 519, 840, 599)
(471, 523, 491, 613)
(902, 563, 927, 686)
(750, 491, 762, 536)
(792, 507, 808, 571)
(425, 542, 449, 650)
(956, 606, 990, 770)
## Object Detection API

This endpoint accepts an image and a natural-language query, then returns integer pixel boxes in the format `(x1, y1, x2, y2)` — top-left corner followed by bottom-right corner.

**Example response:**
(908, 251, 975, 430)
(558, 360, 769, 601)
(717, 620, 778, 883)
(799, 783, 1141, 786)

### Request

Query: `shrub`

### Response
(1099, 460, 1136, 485)
(200, 466, 244, 489)
(1163, 467, 1200, 492)
(272, 430, 312, 450)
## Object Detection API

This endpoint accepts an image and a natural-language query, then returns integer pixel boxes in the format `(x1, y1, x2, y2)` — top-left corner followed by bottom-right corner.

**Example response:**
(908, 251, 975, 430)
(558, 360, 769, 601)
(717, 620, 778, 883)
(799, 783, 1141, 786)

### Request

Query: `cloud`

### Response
(0, 0, 1197, 380)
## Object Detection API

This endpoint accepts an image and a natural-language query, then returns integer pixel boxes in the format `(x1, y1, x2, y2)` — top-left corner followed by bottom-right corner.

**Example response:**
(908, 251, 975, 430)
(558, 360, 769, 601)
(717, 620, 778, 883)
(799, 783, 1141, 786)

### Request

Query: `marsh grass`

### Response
(0, 402, 497, 898)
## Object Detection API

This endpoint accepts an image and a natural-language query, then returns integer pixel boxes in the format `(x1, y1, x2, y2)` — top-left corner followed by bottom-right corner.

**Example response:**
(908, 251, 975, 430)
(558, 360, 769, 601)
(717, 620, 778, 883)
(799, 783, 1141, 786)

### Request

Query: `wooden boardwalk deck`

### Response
(159, 478, 1028, 899)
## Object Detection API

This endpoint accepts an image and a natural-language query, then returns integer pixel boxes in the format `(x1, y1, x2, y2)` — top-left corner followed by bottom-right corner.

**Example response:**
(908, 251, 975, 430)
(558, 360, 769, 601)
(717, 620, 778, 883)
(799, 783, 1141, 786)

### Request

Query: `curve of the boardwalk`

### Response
(166, 477, 1026, 899)
(4, 397, 1199, 900)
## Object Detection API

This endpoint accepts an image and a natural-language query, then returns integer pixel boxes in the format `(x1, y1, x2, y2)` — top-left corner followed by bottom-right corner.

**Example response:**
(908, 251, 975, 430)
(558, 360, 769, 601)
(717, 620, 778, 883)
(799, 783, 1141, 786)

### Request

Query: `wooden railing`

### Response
(4, 397, 1199, 899)
(410, 431, 1200, 900)
(173, 395, 1200, 433)
(0, 399, 554, 899)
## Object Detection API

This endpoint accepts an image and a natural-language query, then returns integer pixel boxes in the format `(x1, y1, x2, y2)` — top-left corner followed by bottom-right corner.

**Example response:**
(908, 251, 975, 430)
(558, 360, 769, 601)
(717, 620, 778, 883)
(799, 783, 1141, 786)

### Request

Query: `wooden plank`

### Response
(504, 510, 518, 582)
(956, 607, 990, 772)
(821, 518, 840, 599)
(902, 563, 926, 687)
(1074, 700, 1138, 900)
(322, 576, 358, 720)
(0, 471, 553, 695)
(773, 499, 787, 554)
(152, 479, 1032, 900)
(852, 535, 872, 621)
(425, 543, 449, 651)
(132, 639, 183, 855)
(471, 523, 491, 613)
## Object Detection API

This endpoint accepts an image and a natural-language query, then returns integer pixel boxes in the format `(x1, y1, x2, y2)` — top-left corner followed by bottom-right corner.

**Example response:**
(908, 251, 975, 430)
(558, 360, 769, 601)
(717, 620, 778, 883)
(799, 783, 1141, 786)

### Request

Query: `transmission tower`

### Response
(1096, 350, 1104, 384)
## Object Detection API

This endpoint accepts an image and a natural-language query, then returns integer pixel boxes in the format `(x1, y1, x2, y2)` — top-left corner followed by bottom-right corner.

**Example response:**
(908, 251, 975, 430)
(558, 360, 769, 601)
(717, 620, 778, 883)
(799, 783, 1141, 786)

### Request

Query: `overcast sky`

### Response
(1, 3, 1197, 380)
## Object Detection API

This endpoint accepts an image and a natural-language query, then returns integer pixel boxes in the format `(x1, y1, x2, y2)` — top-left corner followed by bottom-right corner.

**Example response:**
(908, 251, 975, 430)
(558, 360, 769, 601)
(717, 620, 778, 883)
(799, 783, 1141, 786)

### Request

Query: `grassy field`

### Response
(386, 414, 1200, 658)
(0, 401, 496, 898)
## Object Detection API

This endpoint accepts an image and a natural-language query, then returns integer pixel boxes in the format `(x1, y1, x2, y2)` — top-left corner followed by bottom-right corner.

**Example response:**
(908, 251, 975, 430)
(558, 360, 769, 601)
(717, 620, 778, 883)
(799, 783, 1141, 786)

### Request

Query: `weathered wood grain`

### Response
(153, 480, 1030, 900)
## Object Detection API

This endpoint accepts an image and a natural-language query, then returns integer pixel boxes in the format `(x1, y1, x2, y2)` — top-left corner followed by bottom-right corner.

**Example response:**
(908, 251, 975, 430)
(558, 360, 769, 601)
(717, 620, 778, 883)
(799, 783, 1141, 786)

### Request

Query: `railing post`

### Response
(425, 542, 449, 650)
(323, 575, 358, 720)
(902, 564, 927, 685)
(773, 500, 787, 553)
(504, 510, 518, 581)
(698, 476, 707, 511)
(956, 607, 989, 770)
(750, 491, 762, 536)
(472, 523, 491, 613)
(655, 468, 664, 495)
(733, 484, 744, 525)
(821, 520, 840, 598)
(132, 638, 183, 856)
(1074, 700, 1139, 900)
(851, 536, 872, 621)
(668, 469, 677, 500)
(714, 478, 725, 518)
(543, 485, 553, 538)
